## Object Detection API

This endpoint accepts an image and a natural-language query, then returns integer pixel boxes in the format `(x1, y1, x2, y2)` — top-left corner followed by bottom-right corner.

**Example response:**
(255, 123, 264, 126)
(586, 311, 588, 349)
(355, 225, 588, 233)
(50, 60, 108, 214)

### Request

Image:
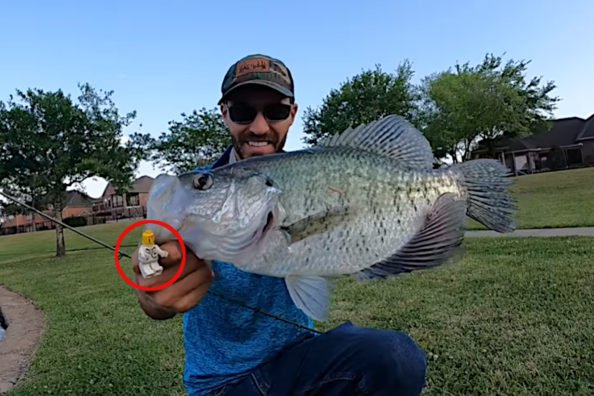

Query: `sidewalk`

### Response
(0, 286, 46, 393)
(466, 227, 594, 238)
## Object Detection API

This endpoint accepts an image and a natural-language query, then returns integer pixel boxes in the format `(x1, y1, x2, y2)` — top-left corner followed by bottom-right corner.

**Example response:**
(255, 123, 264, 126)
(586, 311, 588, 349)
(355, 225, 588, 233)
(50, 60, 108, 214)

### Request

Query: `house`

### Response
(0, 212, 54, 234)
(471, 113, 594, 175)
(92, 175, 154, 219)
(0, 190, 98, 235)
(0, 176, 157, 235)
(62, 190, 98, 218)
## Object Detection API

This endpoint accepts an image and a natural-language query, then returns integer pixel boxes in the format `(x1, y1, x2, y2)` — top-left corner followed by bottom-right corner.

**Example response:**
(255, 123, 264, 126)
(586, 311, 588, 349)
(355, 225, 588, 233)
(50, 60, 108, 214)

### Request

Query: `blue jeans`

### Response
(211, 321, 427, 396)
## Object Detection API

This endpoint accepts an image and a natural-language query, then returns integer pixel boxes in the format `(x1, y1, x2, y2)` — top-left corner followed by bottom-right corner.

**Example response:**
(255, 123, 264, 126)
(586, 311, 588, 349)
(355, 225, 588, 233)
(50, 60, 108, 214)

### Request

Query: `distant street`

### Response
(466, 227, 594, 238)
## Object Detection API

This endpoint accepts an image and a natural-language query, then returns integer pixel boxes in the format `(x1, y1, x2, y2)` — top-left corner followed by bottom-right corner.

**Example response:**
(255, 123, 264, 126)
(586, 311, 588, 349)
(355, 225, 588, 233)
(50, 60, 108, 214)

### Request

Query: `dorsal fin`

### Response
(317, 115, 434, 169)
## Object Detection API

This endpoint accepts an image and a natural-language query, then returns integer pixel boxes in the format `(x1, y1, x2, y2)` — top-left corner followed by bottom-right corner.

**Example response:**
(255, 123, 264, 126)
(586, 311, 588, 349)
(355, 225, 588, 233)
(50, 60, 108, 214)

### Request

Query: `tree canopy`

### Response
(0, 83, 147, 256)
(147, 107, 231, 174)
(301, 61, 420, 146)
(419, 53, 559, 162)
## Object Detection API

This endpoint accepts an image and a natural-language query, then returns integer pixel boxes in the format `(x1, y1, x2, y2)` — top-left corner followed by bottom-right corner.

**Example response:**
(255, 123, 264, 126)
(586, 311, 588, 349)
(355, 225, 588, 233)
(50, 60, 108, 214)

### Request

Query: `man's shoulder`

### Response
(192, 147, 233, 173)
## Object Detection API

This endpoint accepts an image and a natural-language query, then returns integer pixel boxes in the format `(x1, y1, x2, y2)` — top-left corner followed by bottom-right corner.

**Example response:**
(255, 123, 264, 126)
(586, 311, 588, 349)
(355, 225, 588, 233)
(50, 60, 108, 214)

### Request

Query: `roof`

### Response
(101, 175, 155, 198)
(517, 117, 585, 150)
(474, 114, 593, 155)
(64, 190, 96, 207)
(133, 175, 155, 193)
(576, 114, 594, 141)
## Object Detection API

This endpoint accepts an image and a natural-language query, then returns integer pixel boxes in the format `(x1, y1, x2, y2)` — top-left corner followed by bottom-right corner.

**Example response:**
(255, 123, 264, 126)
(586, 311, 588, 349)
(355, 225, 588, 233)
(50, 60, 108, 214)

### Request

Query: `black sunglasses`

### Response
(227, 103, 292, 124)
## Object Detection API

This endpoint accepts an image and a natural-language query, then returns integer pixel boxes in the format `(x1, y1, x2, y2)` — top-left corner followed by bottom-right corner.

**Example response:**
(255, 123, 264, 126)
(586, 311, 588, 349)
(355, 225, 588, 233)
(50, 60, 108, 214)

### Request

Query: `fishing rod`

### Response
(0, 190, 323, 335)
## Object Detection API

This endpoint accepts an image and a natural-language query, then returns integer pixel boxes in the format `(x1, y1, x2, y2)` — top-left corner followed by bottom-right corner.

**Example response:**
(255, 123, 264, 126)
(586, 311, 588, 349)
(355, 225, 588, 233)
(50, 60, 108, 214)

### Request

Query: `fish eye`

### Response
(193, 173, 214, 190)
(265, 177, 274, 187)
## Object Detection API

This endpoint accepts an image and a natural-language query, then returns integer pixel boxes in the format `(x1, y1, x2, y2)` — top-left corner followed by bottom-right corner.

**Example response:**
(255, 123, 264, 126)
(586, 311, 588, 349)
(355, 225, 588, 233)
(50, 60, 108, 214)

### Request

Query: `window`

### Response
(112, 195, 124, 208)
(127, 194, 140, 207)
(565, 148, 583, 166)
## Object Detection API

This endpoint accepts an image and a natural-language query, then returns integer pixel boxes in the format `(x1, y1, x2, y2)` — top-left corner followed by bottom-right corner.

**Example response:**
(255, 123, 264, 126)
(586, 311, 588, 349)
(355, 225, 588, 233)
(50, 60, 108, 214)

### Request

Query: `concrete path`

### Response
(0, 286, 46, 394)
(466, 227, 594, 238)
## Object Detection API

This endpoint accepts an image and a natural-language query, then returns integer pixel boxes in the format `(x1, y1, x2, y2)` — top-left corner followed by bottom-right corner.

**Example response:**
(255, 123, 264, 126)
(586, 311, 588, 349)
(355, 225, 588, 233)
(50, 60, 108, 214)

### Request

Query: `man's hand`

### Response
(132, 240, 214, 320)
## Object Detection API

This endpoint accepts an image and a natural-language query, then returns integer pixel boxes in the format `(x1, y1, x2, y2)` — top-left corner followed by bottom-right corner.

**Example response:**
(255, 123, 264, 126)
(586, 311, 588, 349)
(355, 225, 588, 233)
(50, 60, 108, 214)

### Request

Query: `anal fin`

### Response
(355, 193, 467, 281)
(285, 275, 333, 322)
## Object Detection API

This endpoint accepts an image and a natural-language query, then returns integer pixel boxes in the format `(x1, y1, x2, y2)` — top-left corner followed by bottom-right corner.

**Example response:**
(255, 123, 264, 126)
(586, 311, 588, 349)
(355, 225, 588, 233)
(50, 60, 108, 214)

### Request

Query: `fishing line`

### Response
(0, 190, 323, 335)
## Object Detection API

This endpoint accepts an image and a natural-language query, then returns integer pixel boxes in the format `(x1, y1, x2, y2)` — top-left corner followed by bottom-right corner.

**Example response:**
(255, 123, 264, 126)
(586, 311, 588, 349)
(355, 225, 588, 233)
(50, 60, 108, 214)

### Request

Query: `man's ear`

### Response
(291, 102, 299, 123)
(290, 102, 299, 121)
(220, 103, 233, 129)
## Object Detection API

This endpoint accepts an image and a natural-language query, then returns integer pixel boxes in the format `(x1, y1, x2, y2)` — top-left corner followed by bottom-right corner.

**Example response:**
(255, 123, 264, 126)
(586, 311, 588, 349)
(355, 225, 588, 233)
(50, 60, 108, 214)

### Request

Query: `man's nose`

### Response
(249, 112, 270, 135)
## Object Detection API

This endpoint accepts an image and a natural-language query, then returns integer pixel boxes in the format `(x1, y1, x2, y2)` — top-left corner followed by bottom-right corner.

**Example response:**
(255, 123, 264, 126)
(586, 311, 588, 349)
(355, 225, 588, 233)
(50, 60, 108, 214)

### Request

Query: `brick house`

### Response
(92, 175, 154, 219)
(0, 212, 54, 234)
(62, 190, 98, 218)
(0, 190, 98, 235)
(471, 113, 594, 175)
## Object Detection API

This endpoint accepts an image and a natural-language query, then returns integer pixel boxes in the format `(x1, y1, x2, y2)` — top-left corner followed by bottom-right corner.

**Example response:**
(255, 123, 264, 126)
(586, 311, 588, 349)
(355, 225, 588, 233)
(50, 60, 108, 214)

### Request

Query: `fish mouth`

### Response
(249, 187, 283, 247)
(263, 211, 274, 234)
(213, 186, 282, 265)
(251, 210, 274, 242)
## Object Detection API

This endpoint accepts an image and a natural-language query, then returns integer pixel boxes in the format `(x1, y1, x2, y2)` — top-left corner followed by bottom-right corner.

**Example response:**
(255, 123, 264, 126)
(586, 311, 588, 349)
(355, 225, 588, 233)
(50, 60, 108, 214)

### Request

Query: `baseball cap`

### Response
(218, 54, 295, 104)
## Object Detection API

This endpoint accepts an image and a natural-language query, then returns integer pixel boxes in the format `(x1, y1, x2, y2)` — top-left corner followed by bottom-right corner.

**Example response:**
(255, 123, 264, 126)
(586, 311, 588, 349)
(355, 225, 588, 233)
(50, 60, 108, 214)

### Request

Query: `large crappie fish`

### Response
(145, 115, 517, 321)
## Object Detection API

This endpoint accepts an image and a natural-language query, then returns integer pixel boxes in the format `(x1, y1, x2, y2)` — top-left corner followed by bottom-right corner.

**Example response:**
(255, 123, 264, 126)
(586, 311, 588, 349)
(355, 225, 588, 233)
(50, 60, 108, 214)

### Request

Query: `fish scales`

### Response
(233, 147, 466, 277)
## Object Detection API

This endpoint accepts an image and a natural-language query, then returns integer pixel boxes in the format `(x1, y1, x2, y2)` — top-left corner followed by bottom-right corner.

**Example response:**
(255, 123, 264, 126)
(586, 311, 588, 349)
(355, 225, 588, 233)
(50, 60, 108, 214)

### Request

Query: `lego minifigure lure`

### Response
(137, 229, 169, 278)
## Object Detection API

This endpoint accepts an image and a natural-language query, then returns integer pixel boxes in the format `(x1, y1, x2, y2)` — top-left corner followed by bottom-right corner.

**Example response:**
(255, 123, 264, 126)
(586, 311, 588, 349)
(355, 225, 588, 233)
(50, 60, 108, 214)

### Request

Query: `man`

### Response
(132, 54, 427, 396)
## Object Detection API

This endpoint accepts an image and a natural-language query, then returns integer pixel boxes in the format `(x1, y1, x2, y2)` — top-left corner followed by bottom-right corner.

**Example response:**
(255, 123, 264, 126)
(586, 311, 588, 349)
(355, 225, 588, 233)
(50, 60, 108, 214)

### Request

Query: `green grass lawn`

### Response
(1, 224, 593, 395)
(0, 220, 142, 263)
(466, 166, 594, 230)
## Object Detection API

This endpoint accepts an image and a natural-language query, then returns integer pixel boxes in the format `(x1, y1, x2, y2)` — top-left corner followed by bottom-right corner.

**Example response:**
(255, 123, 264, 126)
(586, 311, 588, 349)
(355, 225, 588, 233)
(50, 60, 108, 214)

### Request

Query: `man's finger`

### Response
(136, 255, 201, 289)
(168, 263, 213, 297)
(149, 268, 213, 311)
(131, 251, 141, 275)
(158, 240, 195, 267)
(174, 284, 211, 313)
(168, 270, 213, 312)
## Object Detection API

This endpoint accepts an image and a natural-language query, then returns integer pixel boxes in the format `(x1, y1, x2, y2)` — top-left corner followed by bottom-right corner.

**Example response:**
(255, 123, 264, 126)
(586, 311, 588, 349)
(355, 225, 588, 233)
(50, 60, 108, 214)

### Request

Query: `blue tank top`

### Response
(182, 153, 315, 395)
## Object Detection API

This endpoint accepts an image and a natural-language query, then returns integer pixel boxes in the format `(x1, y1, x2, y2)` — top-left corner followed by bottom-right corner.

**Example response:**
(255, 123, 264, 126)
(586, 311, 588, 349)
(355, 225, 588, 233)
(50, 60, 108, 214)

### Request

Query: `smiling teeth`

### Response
(248, 141, 269, 147)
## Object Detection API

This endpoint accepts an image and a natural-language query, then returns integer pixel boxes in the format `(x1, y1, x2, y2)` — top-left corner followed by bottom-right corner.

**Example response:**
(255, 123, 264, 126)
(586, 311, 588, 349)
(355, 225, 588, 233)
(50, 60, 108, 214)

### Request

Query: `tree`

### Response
(149, 107, 231, 174)
(0, 83, 147, 257)
(301, 61, 420, 146)
(419, 68, 504, 162)
(0, 200, 26, 222)
(420, 53, 559, 162)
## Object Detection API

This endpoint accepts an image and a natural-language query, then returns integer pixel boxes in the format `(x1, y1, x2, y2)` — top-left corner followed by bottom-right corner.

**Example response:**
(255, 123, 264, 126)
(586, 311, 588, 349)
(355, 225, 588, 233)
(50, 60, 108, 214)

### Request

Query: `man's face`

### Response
(220, 85, 298, 159)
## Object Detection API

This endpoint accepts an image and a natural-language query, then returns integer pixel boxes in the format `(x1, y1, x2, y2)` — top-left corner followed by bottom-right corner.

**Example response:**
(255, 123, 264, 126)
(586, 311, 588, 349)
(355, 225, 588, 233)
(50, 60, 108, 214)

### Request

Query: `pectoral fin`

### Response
(285, 275, 333, 322)
(281, 206, 352, 243)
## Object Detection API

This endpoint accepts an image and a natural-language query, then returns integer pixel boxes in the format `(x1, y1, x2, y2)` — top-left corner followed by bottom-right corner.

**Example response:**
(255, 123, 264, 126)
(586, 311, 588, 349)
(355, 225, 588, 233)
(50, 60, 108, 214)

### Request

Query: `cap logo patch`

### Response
(235, 58, 271, 77)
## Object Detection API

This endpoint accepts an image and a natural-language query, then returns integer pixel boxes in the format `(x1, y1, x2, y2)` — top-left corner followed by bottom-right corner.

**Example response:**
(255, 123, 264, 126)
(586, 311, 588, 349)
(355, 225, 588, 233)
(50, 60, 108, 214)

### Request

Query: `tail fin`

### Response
(453, 159, 517, 233)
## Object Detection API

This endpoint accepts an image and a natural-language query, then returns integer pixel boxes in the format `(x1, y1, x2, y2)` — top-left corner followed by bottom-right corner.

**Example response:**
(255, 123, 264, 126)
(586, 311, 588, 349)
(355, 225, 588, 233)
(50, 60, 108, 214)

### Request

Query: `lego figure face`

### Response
(142, 230, 155, 246)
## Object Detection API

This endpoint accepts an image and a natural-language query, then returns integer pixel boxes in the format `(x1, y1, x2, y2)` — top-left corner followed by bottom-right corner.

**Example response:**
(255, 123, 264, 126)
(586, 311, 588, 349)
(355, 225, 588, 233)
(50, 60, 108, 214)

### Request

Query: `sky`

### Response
(1, 0, 593, 199)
